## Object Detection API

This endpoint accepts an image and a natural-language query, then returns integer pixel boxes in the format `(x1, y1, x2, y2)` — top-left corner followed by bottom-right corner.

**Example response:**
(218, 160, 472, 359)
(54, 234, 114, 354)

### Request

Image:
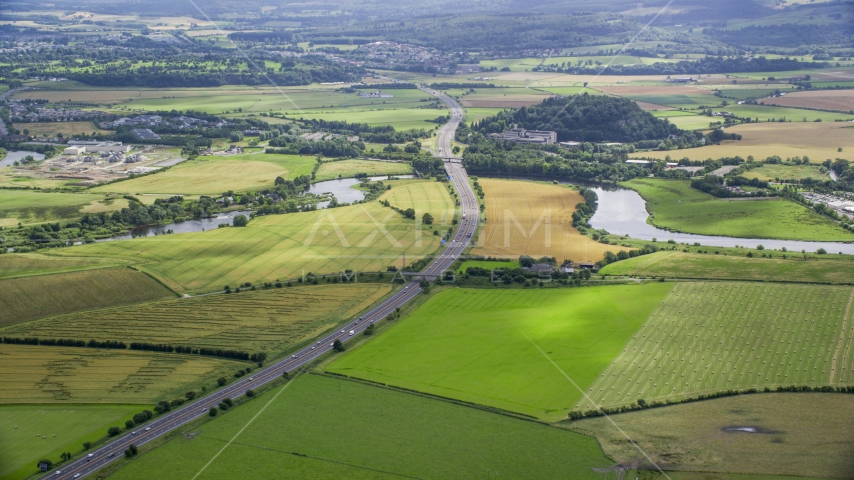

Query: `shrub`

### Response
(209, 407, 218, 417)
(217, 377, 227, 386)
(107, 426, 121, 437)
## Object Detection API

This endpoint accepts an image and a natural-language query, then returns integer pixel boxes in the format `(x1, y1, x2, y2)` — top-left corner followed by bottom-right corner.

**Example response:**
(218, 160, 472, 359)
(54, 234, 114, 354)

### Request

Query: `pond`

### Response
(98, 210, 253, 242)
(0, 151, 45, 167)
(590, 187, 854, 254)
(309, 175, 415, 208)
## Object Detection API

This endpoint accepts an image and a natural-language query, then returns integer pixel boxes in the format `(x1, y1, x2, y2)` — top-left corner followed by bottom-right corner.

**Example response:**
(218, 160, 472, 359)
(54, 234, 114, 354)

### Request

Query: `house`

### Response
(559, 264, 574, 274)
(529, 263, 553, 274)
(575, 262, 598, 271)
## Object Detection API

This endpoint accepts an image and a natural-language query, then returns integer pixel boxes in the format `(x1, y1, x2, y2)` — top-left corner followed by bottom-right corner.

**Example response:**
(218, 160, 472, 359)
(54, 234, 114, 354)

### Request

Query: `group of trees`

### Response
(534, 56, 826, 76)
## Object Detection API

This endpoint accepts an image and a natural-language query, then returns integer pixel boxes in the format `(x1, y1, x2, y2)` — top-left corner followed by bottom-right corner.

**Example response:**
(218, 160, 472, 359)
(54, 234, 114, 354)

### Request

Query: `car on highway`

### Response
(145, 427, 151, 431)
(108, 452, 115, 458)
(349, 330, 355, 336)
(74, 474, 81, 479)
(54, 471, 61, 476)
(131, 431, 137, 435)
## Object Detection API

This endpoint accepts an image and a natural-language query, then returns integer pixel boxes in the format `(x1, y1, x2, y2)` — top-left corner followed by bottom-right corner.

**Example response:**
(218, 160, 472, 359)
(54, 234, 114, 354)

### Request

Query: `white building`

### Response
(63, 146, 86, 155)
(66, 140, 130, 153)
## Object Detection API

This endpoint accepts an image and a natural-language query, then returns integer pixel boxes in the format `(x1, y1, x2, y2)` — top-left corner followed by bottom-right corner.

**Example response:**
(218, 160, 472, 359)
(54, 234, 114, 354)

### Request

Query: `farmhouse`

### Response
(528, 263, 554, 274)
(491, 126, 557, 144)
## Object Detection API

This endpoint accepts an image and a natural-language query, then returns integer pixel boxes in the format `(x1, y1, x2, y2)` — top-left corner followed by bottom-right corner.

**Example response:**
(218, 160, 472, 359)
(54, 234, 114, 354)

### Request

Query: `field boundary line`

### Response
(190, 371, 301, 480)
(829, 287, 854, 384)
(517, 328, 672, 478)
(127, 265, 182, 298)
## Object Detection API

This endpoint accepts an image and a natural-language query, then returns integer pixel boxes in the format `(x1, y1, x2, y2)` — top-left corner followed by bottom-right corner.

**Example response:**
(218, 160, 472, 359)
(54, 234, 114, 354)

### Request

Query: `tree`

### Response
(422, 213, 434, 225)
(403, 208, 415, 219)
(125, 420, 135, 429)
(185, 391, 197, 400)
(232, 214, 248, 227)
(108, 426, 121, 437)
(61, 452, 72, 462)
(817, 248, 827, 254)
(246, 389, 256, 398)
(83, 441, 92, 450)
(37, 459, 53, 469)
(333, 339, 345, 352)
(217, 377, 227, 386)
(452, 146, 460, 154)
(209, 407, 218, 417)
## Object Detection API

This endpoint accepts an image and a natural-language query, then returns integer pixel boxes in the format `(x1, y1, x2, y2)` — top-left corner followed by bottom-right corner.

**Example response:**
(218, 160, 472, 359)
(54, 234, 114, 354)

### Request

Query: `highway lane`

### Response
(46, 90, 475, 480)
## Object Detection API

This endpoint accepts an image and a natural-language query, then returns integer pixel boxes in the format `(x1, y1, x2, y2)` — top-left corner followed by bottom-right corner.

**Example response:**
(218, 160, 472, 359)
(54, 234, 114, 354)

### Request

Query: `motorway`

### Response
(47, 90, 475, 479)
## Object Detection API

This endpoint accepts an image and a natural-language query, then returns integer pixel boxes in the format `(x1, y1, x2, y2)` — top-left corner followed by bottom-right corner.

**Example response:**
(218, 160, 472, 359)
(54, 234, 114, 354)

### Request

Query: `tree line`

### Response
(1, 336, 259, 361)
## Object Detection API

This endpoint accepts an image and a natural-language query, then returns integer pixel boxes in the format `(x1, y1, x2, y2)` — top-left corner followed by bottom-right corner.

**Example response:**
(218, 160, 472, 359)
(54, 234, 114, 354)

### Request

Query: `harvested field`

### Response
(579, 282, 854, 410)
(600, 251, 854, 284)
(0, 344, 244, 404)
(598, 85, 714, 96)
(460, 97, 549, 108)
(2, 284, 391, 357)
(633, 100, 674, 111)
(0, 268, 175, 327)
(760, 89, 854, 112)
(379, 179, 455, 226)
(472, 179, 629, 262)
(566, 393, 854, 479)
(641, 122, 854, 163)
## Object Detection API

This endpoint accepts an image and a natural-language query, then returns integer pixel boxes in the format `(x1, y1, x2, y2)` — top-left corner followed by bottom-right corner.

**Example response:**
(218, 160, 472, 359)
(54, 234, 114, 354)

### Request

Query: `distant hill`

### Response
(472, 94, 681, 143)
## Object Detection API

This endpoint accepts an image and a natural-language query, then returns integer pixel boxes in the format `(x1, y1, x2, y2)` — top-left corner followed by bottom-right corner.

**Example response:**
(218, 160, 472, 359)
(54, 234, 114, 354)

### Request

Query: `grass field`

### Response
(12, 121, 111, 137)
(2, 284, 390, 357)
(712, 104, 854, 122)
(624, 178, 854, 241)
(579, 282, 854, 410)
(314, 159, 412, 181)
(0, 253, 127, 280)
(0, 344, 244, 404)
(457, 259, 521, 271)
(0, 190, 119, 224)
(49, 202, 441, 293)
(89, 153, 317, 195)
(566, 393, 854, 478)
(473, 179, 630, 262)
(0, 168, 77, 190)
(378, 179, 455, 226)
(740, 163, 831, 182)
(108, 374, 611, 480)
(642, 122, 854, 163)
(328, 284, 672, 420)
(0, 404, 139, 480)
(600, 251, 854, 284)
(0, 268, 175, 327)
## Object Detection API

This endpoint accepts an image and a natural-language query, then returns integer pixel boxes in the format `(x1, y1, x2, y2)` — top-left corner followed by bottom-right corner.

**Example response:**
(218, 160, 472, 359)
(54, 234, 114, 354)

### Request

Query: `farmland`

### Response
(579, 282, 854, 410)
(566, 393, 854, 478)
(0, 190, 121, 225)
(0, 404, 139, 480)
(0, 344, 244, 404)
(600, 251, 854, 284)
(378, 179, 456, 225)
(108, 374, 611, 480)
(0, 268, 175, 327)
(314, 159, 412, 181)
(623, 178, 854, 241)
(89, 153, 317, 195)
(457, 259, 521, 271)
(11, 121, 111, 137)
(758, 89, 854, 113)
(640, 122, 854, 163)
(473, 179, 630, 263)
(48, 202, 442, 293)
(739, 163, 831, 182)
(328, 284, 672, 420)
(2, 284, 391, 357)
(0, 253, 127, 280)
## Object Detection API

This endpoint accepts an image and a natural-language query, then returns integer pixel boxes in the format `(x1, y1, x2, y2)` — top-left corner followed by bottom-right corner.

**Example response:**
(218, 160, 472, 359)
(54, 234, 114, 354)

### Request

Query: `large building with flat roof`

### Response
(490, 126, 557, 145)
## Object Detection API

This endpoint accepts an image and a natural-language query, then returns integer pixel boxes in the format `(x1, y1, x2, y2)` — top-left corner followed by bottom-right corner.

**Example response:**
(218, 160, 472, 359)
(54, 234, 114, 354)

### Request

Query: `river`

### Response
(590, 187, 854, 254)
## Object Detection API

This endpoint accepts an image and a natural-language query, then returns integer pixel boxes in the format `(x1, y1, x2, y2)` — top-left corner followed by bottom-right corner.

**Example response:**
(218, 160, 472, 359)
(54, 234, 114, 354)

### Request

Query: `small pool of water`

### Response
(309, 175, 415, 208)
(0, 151, 45, 167)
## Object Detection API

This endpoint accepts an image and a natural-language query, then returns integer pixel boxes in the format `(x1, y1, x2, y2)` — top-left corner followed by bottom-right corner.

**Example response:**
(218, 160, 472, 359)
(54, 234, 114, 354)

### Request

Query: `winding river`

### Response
(589, 187, 854, 254)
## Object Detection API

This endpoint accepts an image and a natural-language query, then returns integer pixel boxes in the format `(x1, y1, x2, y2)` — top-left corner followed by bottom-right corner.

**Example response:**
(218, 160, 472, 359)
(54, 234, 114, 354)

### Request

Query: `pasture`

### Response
(567, 393, 854, 479)
(89, 153, 317, 195)
(108, 374, 611, 480)
(0, 268, 175, 327)
(0, 190, 117, 225)
(314, 159, 412, 181)
(0, 253, 126, 281)
(0, 168, 77, 190)
(49, 202, 442, 293)
(579, 282, 854, 410)
(457, 259, 521, 271)
(0, 344, 244, 404)
(12, 121, 111, 137)
(600, 251, 854, 284)
(714, 103, 854, 122)
(641, 122, 854, 163)
(741, 163, 831, 182)
(473, 179, 630, 262)
(378, 179, 456, 226)
(0, 404, 139, 480)
(624, 178, 854, 241)
(328, 284, 672, 420)
(3, 284, 391, 357)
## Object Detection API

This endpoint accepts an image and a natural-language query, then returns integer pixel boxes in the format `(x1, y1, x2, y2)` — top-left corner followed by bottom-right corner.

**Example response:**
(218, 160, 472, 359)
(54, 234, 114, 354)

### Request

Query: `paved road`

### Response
(46, 91, 475, 480)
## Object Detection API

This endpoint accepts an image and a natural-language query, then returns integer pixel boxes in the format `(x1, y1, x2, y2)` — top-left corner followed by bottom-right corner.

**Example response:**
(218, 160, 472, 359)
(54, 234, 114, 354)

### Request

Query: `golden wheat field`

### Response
(2, 284, 391, 356)
(472, 179, 629, 262)
(0, 344, 243, 404)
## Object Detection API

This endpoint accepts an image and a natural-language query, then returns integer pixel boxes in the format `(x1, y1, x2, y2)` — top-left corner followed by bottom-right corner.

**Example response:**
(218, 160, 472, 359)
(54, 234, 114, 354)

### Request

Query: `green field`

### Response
(624, 178, 854, 241)
(566, 393, 854, 479)
(0, 190, 119, 225)
(108, 374, 611, 480)
(49, 202, 442, 293)
(741, 163, 831, 182)
(0, 268, 175, 327)
(89, 153, 317, 195)
(720, 103, 854, 122)
(580, 282, 854, 410)
(458, 259, 521, 271)
(0, 404, 139, 480)
(0, 344, 245, 404)
(314, 159, 412, 181)
(600, 251, 854, 284)
(328, 284, 672, 420)
(2, 284, 390, 357)
(0, 253, 127, 280)
(650, 111, 715, 130)
(379, 179, 456, 225)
